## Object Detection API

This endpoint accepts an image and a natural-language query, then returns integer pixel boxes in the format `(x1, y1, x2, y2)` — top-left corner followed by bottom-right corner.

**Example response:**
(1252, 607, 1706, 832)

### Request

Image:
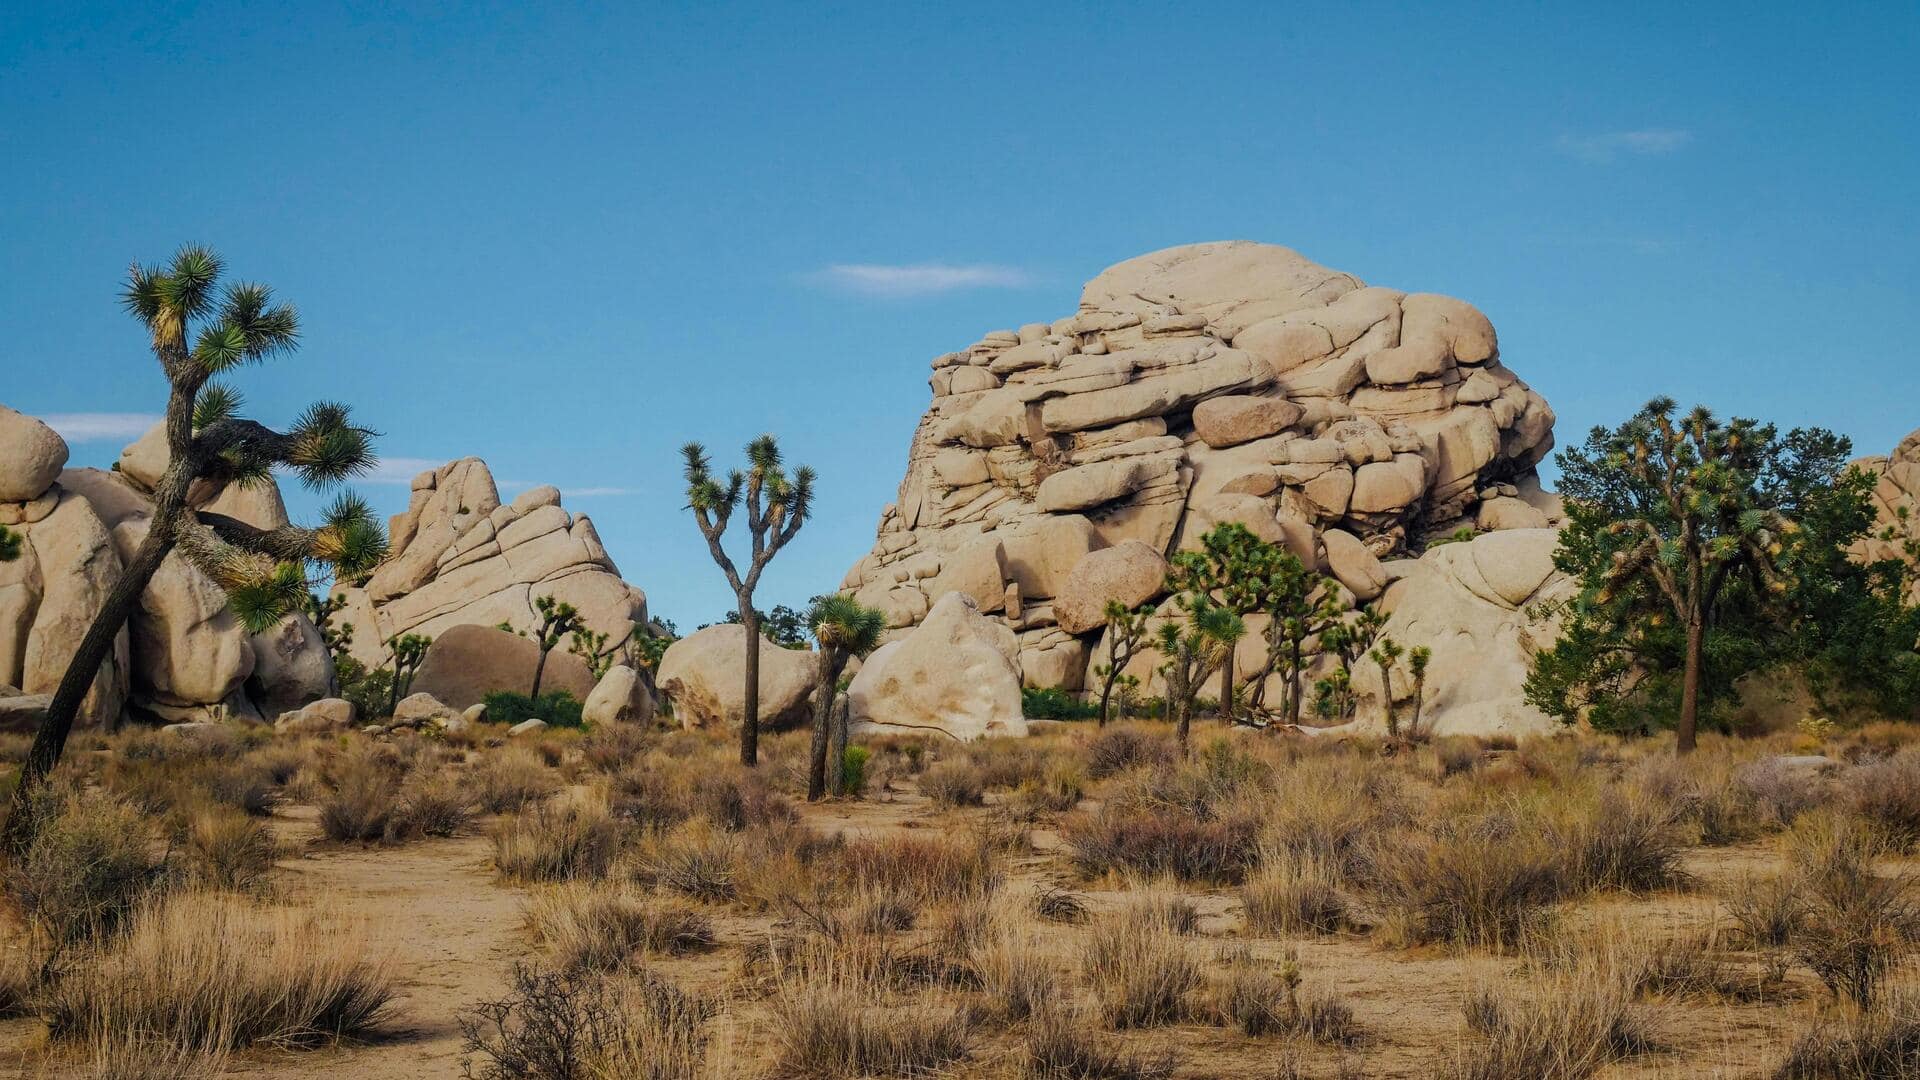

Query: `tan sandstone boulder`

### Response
(847, 593, 1027, 741)
(410, 623, 596, 710)
(1054, 541, 1170, 635)
(656, 624, 820, 731)
(0, 405, 68, 502)
(583, 664, 654, 726)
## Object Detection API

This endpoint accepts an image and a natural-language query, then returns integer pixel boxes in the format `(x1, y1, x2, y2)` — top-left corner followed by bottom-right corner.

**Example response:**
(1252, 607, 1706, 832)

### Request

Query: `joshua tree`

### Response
(1092, 600, 1154, 727)
(1406, 646, 1432, 739)
(682, 436, 815, 766)
(568, 625, 631, 679)
(527, 595, 582, 700)
(385, 633, 431, 717)
(1313, 607, 1385, 722)
(804, 595, 884, 800)
(4, 246, 385, 852)
(1247, 555, 1344, 725)
(1157, 597, 1244, 758)
(0, 525, 20, 562)
(1166, 524, 1284, 719)
(1369, 637, 1406, 737)
(304, 591, 355, 668)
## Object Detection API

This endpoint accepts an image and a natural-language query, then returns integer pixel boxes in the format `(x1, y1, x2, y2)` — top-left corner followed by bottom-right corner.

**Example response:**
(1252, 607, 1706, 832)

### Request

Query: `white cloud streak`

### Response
(812, 262, 1033, 297)
(1554, 129, 1692, 163)
(361, 456, 449, 485)
(39, 412, 161, 443)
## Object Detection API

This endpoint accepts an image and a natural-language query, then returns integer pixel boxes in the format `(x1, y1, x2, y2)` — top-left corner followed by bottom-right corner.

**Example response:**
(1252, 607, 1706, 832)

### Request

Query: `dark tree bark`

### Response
(739, 603, 762, 767)
(806, 649, 849, 800)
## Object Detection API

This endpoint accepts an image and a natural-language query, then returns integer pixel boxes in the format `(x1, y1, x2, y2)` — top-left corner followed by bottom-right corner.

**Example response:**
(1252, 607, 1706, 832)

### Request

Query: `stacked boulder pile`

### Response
(1, 408, 332, 728)
(841, 242, 1569, 735)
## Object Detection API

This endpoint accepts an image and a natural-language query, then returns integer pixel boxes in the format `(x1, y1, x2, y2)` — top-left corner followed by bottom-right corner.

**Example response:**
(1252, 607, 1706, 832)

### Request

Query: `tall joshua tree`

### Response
(4, 246, 385, 851)
(527, 595, 582, 700)
(804, 594, 884, 800)
(683, 436, 814, 766)
(1092, 600, 1153, 727)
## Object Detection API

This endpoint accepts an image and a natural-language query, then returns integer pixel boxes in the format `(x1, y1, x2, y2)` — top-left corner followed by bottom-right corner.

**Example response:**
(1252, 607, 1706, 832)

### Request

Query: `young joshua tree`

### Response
(1092, 600, 1154, 727)
(385, 633, 432, 718)
(804, 594, 884, 800)
(527, 594, 582, 699)
(4, 246, 385, 852)
(1166, 523, 1283, 720)
(682, 436, 814, 766)
(1369, 637, 1406, 738)
(1247, 555, 1344, 725)
(1157, 596, 1245, 758)
(1406, 645, 1432, 739)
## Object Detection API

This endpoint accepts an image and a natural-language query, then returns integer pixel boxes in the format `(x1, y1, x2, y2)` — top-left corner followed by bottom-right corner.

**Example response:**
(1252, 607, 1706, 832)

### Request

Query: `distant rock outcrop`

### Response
(330, 458, 649, 674)
(1856, 427, 1920, 602)
(841, 242, 1561, 718)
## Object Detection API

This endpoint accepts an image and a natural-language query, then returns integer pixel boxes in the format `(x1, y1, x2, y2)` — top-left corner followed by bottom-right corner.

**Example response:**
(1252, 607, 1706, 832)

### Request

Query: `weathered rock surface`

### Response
(848, 592, 1027, 741)
(1053, 541, 1170, 635)
(1347, 528, 1573, 736)
(2, 487, 130, 726)
(1856, 426, 1920, 603)
(391, 691, 457, 728)
(330, 457, 650, 674)
(275, 696, 356, 734)
(843, 242, 1557, 697)
(583, 664, 654, 726)
(656, 624, 821, 731)
(410, 623, 596, 710)
(0, 405, 68, 502)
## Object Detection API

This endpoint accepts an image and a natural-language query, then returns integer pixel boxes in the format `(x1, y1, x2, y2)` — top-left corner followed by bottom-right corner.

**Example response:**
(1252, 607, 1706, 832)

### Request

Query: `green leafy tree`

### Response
(1311, 607, 1385, 722)
(804, 595, 884, 800)
(1525, 399, 1857, 752)
(5, 247, 385, 852)
(1092, 600, 1154, 727)
(527, 595, 582, 700)
(385, 633, 431, 717)
(710, 604, 811, 649)
(0, 525, 20, 562)
(1157, 595, 1244, 758)
(682, 436, 814, 766)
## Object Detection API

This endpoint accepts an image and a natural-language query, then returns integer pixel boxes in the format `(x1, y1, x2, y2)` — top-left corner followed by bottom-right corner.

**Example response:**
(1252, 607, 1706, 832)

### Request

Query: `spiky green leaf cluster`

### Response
(807, 594, 885, 659)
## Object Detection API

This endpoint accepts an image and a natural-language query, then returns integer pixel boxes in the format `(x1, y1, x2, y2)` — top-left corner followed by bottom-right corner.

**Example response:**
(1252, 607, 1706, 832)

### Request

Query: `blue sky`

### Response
(4, 2, 1916, 628)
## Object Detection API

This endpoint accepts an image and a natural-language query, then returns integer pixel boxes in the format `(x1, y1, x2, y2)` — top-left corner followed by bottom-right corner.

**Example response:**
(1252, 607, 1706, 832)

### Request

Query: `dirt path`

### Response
(226, 807, 529, 1080)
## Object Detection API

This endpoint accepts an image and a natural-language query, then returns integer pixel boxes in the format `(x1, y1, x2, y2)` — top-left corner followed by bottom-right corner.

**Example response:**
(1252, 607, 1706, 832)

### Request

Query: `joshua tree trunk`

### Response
(1677, 614, 1703, 755)
(1218, 658, 1235, 722)
(1377, 659, 1398, 738)
(1409, 673, 1426, 740)
(1286, 639, 1305, 726)
(1096, 671, 1116, 727)
(740, 600, 761, 766)
(529, 648, 550, 700)
(829, 695, 851, 794)
(807, 649, 848, 800)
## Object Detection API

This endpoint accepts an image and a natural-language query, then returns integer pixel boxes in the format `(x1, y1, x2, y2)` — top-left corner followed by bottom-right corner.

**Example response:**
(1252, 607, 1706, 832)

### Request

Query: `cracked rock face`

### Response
(1854, 426, 1920, 603)
(841, 242, 1560, 711)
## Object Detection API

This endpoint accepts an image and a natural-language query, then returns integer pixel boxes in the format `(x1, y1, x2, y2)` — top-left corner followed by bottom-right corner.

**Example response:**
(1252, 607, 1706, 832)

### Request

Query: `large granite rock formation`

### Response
(841, 242, 1560, 718)
(331, 458, 650, 672)
(409, 623, 597, 710)
(1856, 426, 1920, 602)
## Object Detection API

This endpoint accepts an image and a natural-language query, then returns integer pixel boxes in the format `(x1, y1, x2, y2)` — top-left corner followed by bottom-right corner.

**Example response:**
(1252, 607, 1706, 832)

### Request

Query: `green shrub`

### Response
(484, 690, 585, 729)
(1022, 687, 1099, 721)
(334, 655, 394, 722)
(840, 746, 870, 796)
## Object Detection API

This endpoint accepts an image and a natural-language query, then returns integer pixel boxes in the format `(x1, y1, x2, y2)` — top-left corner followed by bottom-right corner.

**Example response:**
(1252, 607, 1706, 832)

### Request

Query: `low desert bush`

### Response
(1009, 764, 1087, 817)
(43, 890, 393, 1052)
(839, 746, 871, 796)
(482, 690, 585, 729)
(1359, 811, 1562, 950)
(459, 962, 709, 1080)
(1241, 852, 1348, 935)
(1737, 758, 1829, 829)
(1446, 974, 1655, 1080)
(474, 747, 560, 814)
(837, 833, 1002, 905)
(1209, 947, 1358, 1044)
(11, 788, 163, 949)
(580, 722, 652, 774)
(1432, 737, 1485, 780)
(1021, 1007, 1178, 1079)
(397, 769, 476, 838)
(967, 923, 1056, 1022)
(1084, 725, 1173, 779)
(1063, 807, 1259, 885)
(1022, 686, 1101, 721)
(920, 759, 987, 809)
(1725, 872, 1805, 948)
(492, 792, 623, 883)
(1772, 988, 1920, 1079)
(318, 766, 400, 842)
(769, 976, 971, 1078)
(631, 820, 743, 903)
(180, 803, 278, 892)
(1785, 813, 1918, 1006)
(688, 763, 796, 832)
(1032, 885, 1089, 924)
(527, 884, 714, 974)
(1256, 756, 1399, 879)
(1082, 905, 1201, 1029)
(1551, 787, 1690, 894)
(1844, 749, 1920, 852)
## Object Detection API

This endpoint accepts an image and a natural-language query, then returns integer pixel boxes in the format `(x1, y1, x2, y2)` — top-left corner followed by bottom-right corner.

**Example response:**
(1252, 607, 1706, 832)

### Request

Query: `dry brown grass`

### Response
(41, 890, 393, 1054)
(1445, 970, 1656, 1080)
(179, 802, 278, 892)
(527, 883, 715, 974)
(459, 962, 710, 1080)
(1772, 987, 1920, 1078)
(1082, 901, 1202, 1028)
(492, 790, 624, 883)
(919, 758, 988, 808)
(768, 969, 971, 1078)
(473, 746, 561, 814)
(1242, 851, 1349, 936)
(1021, 1006, 1179, 1079)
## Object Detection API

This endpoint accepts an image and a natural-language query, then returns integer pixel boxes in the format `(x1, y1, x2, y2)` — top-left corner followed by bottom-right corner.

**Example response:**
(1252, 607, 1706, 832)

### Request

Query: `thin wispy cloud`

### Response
(565, 486, 639, 497)
(811, 262, 1034, 297)
(40, 412, 161, 443)
(362, 456, 450, 485)
(1554, 129, 1692, 164)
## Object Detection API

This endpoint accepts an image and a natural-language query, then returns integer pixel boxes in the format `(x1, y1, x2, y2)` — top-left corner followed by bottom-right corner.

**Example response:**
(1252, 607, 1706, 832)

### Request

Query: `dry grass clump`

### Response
(492, 791, 624, 883)
(1009, 764, 1087, 817)
(317, 763, 401, 842)
(1783, 813, 1918, 1006)
(1032, 884, 1090, 924)
(1084, 725, 1174, 779)
(42, 890, 392, 1053)
(580, 721, 653, 774)
(1736, 757, 1830, 829)
(631, 819, 745, 902)
(79, 1031, 229, 1080)
(10, 787, 163, 949)
(1550, 787, 1691, 894)
(920, 759, 988, 808)
(1772, 988, 1920, 1078)
(474, 747, 561, 814)
(1358, 810, 1562, 950)
(179, 803, 278, 892)
(396, 768, 476, 837)
(1256, 755, 1399, 879)
(1725, 871, 1806, 948)
(1241, 852, 1349, 936)
(1082, 903, 1202, 1028)
(837, 833, 1002, 905)
(527, 883, 715, 974)
(1445, 973, 1655, 1080)
(1064, 806, 1259, 885)
(768, 974, 971, 1078)
(1843, 748, 1920, 852)
(1022, 1006, 1178, 1079)
(1431, 736, 1486, 780)
(1209, 946, 1359, 1044)
(460, 962, 709, 1080)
